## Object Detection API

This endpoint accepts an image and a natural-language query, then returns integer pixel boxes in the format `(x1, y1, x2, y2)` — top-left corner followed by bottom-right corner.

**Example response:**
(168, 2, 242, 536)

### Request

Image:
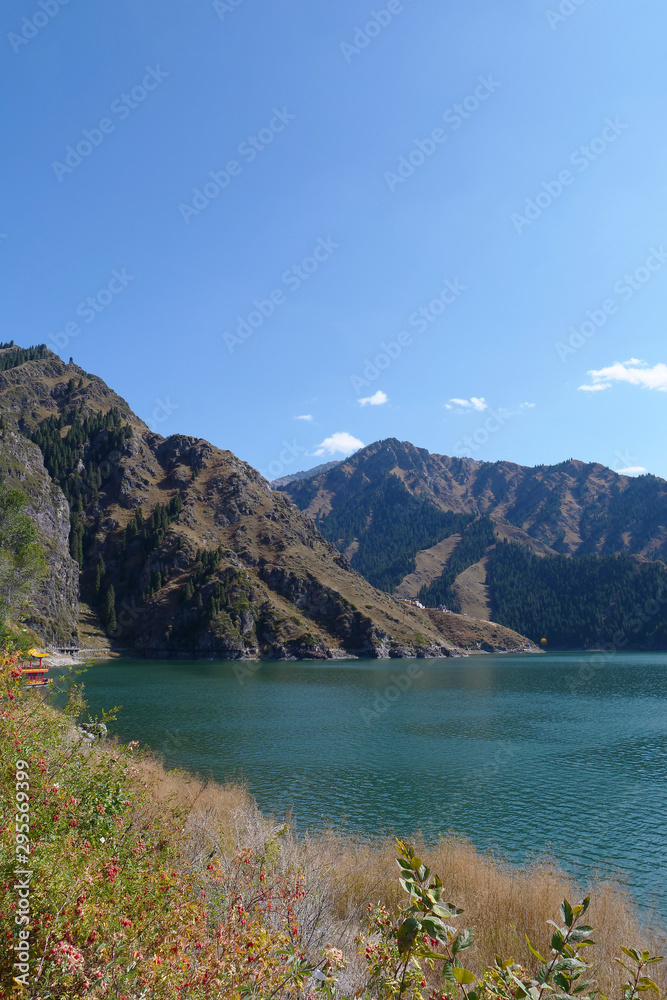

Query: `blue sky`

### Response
(3, 0, 667, 481)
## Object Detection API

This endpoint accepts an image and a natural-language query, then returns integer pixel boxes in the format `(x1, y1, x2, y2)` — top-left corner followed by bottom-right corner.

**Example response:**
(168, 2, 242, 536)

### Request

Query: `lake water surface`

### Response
(77, 652, 667, 918)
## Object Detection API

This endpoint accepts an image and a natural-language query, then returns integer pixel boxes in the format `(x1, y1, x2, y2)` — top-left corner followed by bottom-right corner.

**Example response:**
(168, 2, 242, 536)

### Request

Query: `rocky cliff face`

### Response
(0, 349, 527, 658)
(0, 421, 79, 645)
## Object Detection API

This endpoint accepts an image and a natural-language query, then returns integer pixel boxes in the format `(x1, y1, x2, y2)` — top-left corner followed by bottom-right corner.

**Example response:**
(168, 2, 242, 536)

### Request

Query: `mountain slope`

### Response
(278, 438, 667, 648)
(0, 349, 533, 658)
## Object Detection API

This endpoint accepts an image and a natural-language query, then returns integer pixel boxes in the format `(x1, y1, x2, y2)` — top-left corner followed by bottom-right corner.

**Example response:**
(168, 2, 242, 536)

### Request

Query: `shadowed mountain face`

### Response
(277, 439, 667, 648)
(0, 349, 534, 658)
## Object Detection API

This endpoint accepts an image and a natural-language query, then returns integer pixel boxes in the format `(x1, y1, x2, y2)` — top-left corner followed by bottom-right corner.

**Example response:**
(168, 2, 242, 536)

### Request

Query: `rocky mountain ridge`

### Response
(280, 438, 667, 561)
(277, 439, 667, 646)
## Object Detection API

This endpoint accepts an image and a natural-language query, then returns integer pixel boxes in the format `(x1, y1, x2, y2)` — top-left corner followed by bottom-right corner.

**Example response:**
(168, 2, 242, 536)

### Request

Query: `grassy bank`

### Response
(1, 655, 664, 999)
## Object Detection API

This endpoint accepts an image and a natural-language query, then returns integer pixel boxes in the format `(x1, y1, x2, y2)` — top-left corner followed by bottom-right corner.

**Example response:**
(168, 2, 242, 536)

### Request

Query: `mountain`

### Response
(277, 438, 667, 649)
(270, 461, 339, 489)
(0, 348, 535, 658)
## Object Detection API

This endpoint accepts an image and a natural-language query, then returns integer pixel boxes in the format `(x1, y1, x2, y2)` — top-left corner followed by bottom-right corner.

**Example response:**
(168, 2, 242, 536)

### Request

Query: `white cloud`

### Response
(617, 466, 648, 476)
(520, 402, 536, 409)
(294, 414, 313, 421)
(446, 396, 488, 413)
(313, 431, 364, 457)
(579, 359, 667, 393)
(358, 390, 388, 406)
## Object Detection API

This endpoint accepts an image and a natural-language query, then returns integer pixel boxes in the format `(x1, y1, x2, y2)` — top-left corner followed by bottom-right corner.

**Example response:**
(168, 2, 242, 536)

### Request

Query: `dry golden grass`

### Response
(129, 752, 667, 997)
(304, 833, 666, 995)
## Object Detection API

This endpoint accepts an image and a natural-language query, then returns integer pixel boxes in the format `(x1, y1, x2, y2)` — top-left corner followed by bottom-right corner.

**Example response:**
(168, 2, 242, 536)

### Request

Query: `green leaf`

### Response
(397, 917, 421, 955)
(453, 929, 474, 955)
(573, 980, 596, 993)
(637, 978, 660, 993)
(443, 961, 457, 984)
(434, 902, 464, 918)
(561, 900, 574, 927)
(452, 966, 477, 985)
(621, 948, 641, 963)
(570, 929, 594, 943)
(422, 917, 447, 941)
(526, 936, 547, 965)
(551, 930, 565, 951)
(554, 957, 586, 972)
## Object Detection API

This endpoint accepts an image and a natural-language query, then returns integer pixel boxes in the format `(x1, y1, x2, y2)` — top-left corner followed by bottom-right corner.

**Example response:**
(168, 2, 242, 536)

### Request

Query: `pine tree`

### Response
(184, 579, 195, 602)
(102, 585, 117, 634)
(69, 515, 84, 568)
(94, 555, 105, 597)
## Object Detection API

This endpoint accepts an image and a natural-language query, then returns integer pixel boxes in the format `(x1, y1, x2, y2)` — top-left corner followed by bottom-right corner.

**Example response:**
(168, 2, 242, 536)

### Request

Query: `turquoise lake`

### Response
(76, 652, 667, 919)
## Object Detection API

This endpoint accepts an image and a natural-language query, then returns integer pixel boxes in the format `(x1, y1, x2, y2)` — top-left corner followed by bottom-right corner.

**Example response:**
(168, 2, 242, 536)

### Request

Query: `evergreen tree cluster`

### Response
(178, 548, 225, 618)
(190, 546, 225, 590)
(314, 473, 474, 593)
(281, 477, 319, 510)
(207, 567, 255, 619)
(30, 407, 133, 509)
(123, 496, 183, 557)
(28, 407, 133, 568)
(102, 584, 117, 634)
(175, 555, 255, 640)
(0, 344, 48, 371)
(489, 540, 667, 647)
(577, 474, 667, 558)
(419, 516, 496, 610)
